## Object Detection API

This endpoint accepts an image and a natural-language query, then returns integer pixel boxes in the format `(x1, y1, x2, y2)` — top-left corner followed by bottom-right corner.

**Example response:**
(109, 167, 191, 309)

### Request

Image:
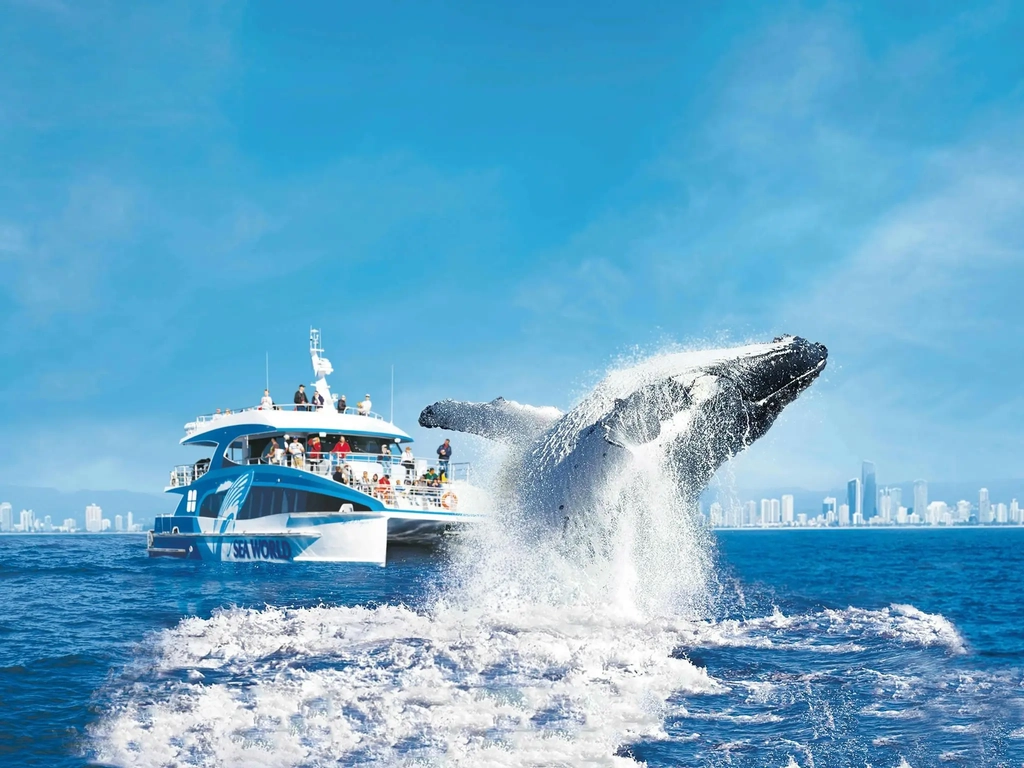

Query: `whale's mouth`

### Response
(754, 355, 827, 407)
(713, 336, 828, 412)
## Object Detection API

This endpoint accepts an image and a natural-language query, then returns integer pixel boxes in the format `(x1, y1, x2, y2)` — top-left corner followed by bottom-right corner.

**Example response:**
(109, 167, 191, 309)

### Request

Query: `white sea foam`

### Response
(94, 601, 722, 767)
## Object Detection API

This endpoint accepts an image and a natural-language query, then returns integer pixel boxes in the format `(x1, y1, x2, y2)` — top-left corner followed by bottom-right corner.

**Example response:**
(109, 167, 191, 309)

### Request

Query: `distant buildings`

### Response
(862, 461, 877, 520)
(706, 464, 1023, 530)
(913, 480, 928, 520)
(0, 499, 142, 534)
(85, 504, 103, 533)
(979, 488, 991, 524)
(847, 478, 862, 526)
(781, 495, 794, 525)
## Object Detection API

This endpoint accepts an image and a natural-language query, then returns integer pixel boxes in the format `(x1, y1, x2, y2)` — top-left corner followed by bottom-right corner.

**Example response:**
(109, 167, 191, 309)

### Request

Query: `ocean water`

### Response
(1, 529, 1022, 767)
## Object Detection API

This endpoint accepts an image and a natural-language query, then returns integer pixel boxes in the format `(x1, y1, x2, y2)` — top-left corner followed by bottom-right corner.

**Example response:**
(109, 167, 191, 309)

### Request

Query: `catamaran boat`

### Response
(147, 329, 484, 564)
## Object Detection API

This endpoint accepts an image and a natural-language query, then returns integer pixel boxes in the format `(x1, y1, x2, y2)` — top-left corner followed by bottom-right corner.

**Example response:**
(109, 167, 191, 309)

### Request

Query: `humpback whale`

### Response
(420, 335, 827, 532)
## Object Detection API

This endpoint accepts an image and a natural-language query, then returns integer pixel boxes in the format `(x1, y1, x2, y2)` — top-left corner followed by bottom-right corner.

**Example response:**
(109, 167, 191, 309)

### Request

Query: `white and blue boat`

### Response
(147, 329, 484, 564)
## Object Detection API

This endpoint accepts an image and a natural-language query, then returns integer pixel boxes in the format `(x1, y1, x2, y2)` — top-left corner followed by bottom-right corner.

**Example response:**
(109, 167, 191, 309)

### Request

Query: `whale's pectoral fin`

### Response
(600, 379, 692, 448)
(419, 397, 562, 442)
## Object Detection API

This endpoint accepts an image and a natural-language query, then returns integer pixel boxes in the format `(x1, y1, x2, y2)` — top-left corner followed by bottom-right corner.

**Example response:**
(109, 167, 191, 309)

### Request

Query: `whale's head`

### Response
(702, 334, 828, 441)
(607, 334, 827, 495)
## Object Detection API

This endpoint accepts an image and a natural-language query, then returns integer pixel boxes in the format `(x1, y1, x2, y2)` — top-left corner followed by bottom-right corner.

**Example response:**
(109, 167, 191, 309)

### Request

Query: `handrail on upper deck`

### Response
(184, 403, 387, 436)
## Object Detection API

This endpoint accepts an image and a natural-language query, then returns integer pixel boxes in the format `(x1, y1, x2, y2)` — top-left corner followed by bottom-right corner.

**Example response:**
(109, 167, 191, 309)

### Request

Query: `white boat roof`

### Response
(183, 406, 412, 445)
(183, 329, 413, 446)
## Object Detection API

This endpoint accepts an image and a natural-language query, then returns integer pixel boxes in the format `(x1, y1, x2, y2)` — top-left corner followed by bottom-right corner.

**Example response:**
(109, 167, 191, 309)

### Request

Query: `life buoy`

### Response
(441, 491, 458, 510)
(147, 531, 154, 548)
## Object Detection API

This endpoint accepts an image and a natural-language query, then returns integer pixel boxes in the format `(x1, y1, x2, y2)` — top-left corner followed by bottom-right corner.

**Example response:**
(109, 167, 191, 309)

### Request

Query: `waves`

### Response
(90, 598, 1007, 767)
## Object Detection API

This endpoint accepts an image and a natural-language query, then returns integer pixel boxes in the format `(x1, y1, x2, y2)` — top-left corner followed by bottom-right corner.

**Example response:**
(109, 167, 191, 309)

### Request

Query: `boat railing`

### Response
(169, 462, 210, 488)
(184, 403, 387, 436)
(167, 452, 469, 491)
(247, 453, 471, 483)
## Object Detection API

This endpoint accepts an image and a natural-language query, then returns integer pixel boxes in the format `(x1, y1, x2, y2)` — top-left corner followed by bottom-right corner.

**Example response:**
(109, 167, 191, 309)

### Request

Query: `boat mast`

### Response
(309, 327, 334, 406)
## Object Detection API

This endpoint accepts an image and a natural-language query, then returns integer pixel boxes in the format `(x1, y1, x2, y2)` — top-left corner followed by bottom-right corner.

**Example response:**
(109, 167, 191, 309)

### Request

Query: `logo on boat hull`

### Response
(217, 472, 253, 534)
(228, 538, 293, 561)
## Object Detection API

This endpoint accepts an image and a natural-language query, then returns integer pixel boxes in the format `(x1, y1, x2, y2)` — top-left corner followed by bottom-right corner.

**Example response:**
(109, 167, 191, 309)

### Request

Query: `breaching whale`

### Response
(419, 335, 827, 532)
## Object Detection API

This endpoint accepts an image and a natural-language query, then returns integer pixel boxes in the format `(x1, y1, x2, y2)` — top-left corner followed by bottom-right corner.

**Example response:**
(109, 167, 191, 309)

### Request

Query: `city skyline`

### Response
(0, 502, 142, 534)
(708, 459, 1023, 529)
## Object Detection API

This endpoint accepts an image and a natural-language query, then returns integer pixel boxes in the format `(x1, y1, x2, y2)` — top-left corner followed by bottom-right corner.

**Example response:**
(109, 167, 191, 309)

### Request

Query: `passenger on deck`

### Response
(332, 465, 348, 484)
(331, 436, 351, 459)
(437, 439, 452, 477)
(262, 438, 280, 463)
(378, 473, 392, 504)
(401, 446, 415, 482)
(358, 394, 372, 416)
(294, 384, 309, 411)
(359, 471, 372, 493)
(213, 408, 223, 419)
(336, 394, 347, 413)
(260, 390, 273, 410)
(312, 390, 325, 410)
(288, 436, 305, 468)
(308, 435, 323, 462)
(424, 467, 438, 484)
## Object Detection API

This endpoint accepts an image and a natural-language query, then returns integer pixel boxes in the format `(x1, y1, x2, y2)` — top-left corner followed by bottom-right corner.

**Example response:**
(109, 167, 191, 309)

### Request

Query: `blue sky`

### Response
(1, 0, 1022, 494)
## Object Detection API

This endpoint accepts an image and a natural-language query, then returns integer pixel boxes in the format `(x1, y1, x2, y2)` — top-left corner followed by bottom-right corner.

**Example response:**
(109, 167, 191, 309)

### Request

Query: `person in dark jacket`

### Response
(436, 439, 452, 477)
(294, 384, 309, 411)
(336, 394, 347, 413)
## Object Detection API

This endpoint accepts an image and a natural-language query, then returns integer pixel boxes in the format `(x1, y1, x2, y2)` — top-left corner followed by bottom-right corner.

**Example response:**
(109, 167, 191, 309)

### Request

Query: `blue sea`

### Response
(1, 529, 1022, 767)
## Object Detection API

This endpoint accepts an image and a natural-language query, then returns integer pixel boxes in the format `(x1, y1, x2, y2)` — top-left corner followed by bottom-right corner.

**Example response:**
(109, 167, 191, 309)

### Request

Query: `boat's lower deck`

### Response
(147, 511, 473, 564)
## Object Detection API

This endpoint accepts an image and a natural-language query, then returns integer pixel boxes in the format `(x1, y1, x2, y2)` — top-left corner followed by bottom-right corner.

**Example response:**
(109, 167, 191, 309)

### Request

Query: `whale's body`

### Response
(420, 336, 827, 531)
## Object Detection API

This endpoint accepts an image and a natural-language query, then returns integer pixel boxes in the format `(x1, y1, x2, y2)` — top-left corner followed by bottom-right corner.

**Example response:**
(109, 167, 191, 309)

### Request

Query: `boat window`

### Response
(225, 438, 249, 466)
(237, 487, 370, 520)
(199, 491, 226, 518)
(347, 436, 397, 455)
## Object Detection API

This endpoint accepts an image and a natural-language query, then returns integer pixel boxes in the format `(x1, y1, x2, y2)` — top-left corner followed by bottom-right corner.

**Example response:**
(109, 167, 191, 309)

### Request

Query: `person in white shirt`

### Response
(260, 389, 273, 410)
(288, 436, 305, 469)
(358, 394, 372, 416)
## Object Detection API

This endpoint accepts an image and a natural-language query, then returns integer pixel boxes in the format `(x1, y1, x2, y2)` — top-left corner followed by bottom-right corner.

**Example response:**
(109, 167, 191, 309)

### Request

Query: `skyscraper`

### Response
(781, 495, 795, 525)
(760, 499, 771, 526)
(127, 511, 134, 531)
(913, 480, 928, 520)
(85, 503, 103, 533)
(744, 501, 757, 527)
(115, 514, 124, 532)
(822, 497, 837, 520)
(0, 502, 12, 532)
(861, 461, 877, 520)
(979, 488, 991, 524)
(890, 487, 902, 518)
(838, 503, 851, 527)
(878, 489, 892, 523)
(847, 478, 862, 524)
(20, 509, 34, 532)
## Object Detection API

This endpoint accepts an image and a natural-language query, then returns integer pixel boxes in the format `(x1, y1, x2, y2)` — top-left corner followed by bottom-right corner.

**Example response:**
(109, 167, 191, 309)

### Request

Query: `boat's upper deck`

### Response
(183, 404, 411, 445)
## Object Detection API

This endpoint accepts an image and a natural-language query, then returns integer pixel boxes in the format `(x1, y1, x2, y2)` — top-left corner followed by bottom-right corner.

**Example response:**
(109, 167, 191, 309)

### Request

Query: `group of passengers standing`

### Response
(255, 383, 455, 501)
(257, 384, 374, 417)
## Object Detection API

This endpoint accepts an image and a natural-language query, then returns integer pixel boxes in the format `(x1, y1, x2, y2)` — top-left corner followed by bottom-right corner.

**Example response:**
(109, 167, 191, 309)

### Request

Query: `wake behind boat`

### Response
(147, 329, 485, 564)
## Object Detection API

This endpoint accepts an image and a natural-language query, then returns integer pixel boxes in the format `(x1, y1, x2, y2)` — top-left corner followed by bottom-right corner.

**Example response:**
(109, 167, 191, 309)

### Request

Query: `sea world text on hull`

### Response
(146, 329, 485, 564)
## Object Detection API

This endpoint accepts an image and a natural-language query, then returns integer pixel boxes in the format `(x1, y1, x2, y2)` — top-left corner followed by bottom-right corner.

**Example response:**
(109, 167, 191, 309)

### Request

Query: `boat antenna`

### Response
(390, 364, 395, 423)
(265, 352, 269, 391)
